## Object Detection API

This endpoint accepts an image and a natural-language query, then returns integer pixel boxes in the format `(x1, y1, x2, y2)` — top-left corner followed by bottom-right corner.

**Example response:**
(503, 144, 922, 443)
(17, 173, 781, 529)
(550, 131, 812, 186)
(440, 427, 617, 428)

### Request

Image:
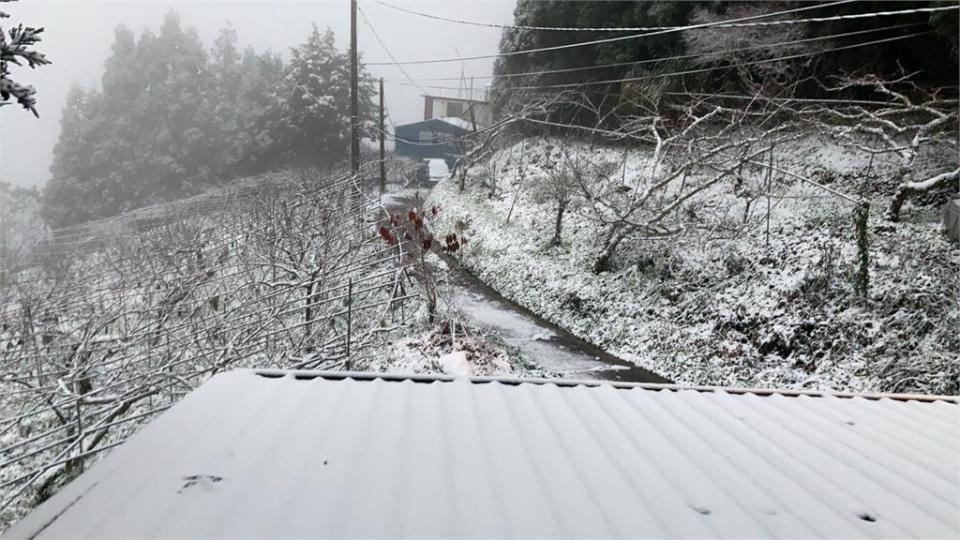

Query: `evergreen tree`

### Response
(492, 0, 695, 125)
(279, 25, 374, 166)
(44, 86, 102, 225)
(235, 46, 284, 173)
(43, 12, 365, 227)
(0, 0, 51, 116)
(208, 25, 284, 176)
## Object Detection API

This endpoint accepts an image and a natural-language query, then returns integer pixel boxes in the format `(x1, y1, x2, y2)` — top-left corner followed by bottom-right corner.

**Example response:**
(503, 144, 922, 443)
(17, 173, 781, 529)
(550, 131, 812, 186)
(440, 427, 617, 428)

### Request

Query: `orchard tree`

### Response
(0, 0, 51, 116)
(530, 142, 583, 247)
(805, 71, 959, 221)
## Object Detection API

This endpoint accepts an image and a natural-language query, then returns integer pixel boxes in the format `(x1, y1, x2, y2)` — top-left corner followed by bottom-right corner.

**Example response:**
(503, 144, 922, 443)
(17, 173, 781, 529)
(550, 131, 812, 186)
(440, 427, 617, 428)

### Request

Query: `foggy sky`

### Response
(0, 0, 515, 188)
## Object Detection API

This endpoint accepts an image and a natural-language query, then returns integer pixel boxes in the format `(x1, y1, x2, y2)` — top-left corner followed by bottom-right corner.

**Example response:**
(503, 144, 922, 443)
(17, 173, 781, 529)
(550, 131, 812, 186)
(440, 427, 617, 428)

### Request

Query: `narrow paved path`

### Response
(381, 183, 668, 383)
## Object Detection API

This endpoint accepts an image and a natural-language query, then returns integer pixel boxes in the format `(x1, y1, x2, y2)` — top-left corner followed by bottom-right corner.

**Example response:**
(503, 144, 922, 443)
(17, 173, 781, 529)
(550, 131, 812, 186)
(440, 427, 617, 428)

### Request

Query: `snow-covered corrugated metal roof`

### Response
(7, 370, 959, 539)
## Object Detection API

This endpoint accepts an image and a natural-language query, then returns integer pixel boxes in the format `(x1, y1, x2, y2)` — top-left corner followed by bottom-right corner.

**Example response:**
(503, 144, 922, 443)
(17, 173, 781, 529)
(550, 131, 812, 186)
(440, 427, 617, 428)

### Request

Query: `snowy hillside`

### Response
(0, 166, 532, 529)
(430, 135, 959, 395)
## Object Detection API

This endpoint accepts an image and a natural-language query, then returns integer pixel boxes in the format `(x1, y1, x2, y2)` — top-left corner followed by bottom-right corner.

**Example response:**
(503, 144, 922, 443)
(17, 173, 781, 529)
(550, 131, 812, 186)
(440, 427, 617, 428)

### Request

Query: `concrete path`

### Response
(381, 177, 666, 383)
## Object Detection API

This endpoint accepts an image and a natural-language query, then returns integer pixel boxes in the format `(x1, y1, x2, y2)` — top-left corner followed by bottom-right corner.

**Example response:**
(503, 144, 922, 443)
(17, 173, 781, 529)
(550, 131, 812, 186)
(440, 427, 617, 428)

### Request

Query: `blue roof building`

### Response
(394, 117, 475, 167)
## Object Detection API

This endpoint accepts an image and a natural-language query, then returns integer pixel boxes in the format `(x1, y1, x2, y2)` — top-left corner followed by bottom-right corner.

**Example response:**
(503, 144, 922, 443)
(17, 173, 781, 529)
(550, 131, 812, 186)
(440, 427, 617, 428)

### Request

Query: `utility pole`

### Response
(349, 0, 360, 175)
(379, 77, 386, 193)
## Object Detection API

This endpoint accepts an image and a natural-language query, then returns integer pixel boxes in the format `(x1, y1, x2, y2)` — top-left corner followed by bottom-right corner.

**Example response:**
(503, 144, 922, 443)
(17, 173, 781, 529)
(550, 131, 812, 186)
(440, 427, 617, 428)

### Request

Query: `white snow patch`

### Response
(428, 158, 450, 179)
(438, 351, 472, 376)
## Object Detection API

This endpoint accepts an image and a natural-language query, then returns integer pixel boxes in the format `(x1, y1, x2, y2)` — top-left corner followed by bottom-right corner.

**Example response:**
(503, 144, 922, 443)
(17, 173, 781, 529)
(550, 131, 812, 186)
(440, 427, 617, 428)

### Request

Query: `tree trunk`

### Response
(593, 224, 629, 273)
(303, 268, 320, 352)
(888, 167, 960, 222)
(551, 200, 567, 246)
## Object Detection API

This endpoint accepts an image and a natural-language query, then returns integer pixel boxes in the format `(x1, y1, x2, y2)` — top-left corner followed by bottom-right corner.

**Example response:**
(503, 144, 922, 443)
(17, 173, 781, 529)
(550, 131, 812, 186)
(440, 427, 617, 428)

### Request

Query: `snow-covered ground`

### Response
(429, 135, 959, 394)
(356, 323, 531, 378)
(0, 168, 532, 531)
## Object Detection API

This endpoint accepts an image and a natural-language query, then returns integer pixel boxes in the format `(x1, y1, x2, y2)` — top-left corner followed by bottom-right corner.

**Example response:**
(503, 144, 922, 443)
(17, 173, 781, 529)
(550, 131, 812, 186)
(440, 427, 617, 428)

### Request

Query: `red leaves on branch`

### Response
(378, 225, 395, 245)
(379, 206, 463, 255)
(443, 233, 462, 253)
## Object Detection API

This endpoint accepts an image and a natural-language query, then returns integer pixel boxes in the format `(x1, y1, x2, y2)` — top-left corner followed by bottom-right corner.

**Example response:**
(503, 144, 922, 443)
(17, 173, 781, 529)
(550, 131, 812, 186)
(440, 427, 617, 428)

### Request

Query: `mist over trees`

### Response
(42, 12, 373, 228)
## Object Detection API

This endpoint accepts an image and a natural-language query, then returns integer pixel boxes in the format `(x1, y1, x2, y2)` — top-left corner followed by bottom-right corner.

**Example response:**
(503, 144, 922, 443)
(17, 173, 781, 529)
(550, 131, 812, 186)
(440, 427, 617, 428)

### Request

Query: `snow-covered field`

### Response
(429, 136, 959, 394)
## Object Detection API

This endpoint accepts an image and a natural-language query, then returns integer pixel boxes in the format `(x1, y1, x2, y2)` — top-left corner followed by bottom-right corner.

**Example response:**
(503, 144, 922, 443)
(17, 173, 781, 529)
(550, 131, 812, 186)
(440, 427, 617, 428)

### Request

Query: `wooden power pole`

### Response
(379, 78, 386, 193)
(349, 0, 360, 174)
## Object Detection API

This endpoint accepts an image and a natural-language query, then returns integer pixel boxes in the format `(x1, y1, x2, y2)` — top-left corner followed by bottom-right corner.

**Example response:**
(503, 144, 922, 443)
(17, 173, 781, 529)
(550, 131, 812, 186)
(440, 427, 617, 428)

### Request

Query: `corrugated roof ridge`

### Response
(248, 370, 960, 404)
(624, 387, 780, 536)
(759, 394, 959, 531)
(781, 394, 956, 525)
(678, 390, 859, 536)
(802, 394, 959, 482)
(560, 385, 679, 536)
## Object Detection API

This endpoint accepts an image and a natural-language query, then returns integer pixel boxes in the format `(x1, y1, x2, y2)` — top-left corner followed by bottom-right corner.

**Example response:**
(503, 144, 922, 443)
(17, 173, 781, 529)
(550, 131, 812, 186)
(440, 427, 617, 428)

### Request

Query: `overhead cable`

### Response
(365, 2, 956, 65)
(407, 31, 931, 92)
(381, 22, 922, 85)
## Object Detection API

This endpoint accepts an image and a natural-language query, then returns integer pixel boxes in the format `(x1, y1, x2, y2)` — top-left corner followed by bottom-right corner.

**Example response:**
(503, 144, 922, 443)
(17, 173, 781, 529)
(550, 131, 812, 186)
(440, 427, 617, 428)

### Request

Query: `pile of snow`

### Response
(429, 135, 959, 395)
(438, 351, 472, 376)
(355, 321, 531, 378)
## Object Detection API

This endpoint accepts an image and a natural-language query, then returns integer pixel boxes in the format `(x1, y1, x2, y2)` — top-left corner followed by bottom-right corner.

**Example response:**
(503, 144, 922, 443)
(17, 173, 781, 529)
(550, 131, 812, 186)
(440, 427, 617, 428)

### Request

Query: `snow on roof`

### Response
(435, 116, 476, 131)
(7, 370, 959, 539)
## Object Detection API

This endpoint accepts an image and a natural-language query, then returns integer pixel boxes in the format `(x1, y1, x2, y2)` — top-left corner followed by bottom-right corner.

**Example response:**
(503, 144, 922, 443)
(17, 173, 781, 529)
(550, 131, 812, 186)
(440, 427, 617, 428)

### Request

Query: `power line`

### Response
(662, 92, 960, 108)
(357, 4, 429, 95)
(381, 22, 922, 86)
(369, 0, 852, 32)
(365, 0, 856, 66)
(372, 0, 955, 33)
(385, 30, 929, 93)
(483, 31, 933, 92)
(365, 2, 957, 66)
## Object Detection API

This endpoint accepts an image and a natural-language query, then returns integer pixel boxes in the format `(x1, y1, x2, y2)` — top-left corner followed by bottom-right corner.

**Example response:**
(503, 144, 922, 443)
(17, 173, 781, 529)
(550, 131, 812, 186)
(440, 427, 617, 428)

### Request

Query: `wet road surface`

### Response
(381, 184, 668, 383)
